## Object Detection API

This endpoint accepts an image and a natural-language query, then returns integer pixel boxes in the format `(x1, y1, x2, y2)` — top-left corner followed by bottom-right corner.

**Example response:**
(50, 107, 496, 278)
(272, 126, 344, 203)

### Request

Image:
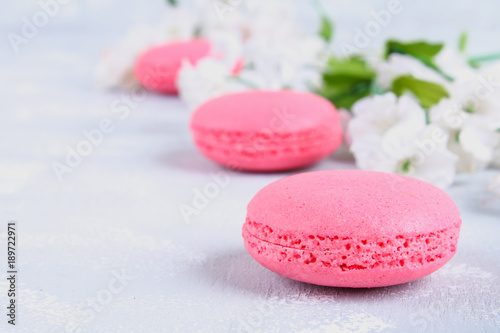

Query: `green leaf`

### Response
(319, 15, 334, 42)
(319, 82, 373, 111)
(384, 40, 453, 81)
(385, 40, 443, 62)
(318, 56, 376, 110)
(314, 0, 334, 42)
(323, 56, 375, 80)
(166, 0, 177, 6)
(458, 32, 468, 53)
(391, 75, 449, 109)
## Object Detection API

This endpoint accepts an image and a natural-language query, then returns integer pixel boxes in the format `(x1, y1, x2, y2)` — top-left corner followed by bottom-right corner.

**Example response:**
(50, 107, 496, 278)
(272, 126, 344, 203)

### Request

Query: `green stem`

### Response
(227, 76, 260, 89)
(369, 81, 384, 95)
(424, 61, 454, 82)
(435, 67, 454, 82)
(469, 53, 500, 63)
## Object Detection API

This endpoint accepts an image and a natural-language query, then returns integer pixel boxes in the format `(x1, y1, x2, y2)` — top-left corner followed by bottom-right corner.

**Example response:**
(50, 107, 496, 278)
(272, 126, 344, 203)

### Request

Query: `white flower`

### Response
(241, 0, 299, 41)
(196, 0, 247, 32)
(370, 53, 448, 90)
(399, 124, 457, 188)
(241, 34, 325, 91)
(434, 47, 476, 80)
(331, 108, 354, 159)
(177, 0, 327, 107)
(429, 63, 500, 172)
(349, 93, 426, 142)
(238, 0, 326, 90)
(94, 6, 200, 89)
(157, 6, 201, 41)
(448, 70, 500, 119)
(206, 30, 244, 70)
(176, 58, 248, 110)
(235, 0, 326, 91)
(489, 173, 500, 196)
(94, 26, 163, 89)
(477, 63, 500, 168)
(445, 115, 499, 173)
(349, 92, 457, 188)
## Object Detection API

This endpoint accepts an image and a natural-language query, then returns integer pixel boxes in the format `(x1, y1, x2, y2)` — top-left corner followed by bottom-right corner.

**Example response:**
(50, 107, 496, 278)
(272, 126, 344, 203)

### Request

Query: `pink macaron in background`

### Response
(134, 39, 211, 94)
(242, 170, 462, 288)
(190, 90, 343, 172)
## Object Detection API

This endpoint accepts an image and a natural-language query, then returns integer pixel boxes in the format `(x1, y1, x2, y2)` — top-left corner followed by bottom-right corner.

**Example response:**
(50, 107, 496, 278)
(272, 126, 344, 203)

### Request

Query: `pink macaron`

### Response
(134, 39, 211, 94)
(190, 90, 343, 172)
(243, 170, 461, 288)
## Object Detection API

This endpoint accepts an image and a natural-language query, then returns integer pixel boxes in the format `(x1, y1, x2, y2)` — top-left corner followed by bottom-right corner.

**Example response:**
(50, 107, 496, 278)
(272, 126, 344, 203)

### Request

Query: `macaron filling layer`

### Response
(243, 219, 460, 271)
(191, 125, 340, 158)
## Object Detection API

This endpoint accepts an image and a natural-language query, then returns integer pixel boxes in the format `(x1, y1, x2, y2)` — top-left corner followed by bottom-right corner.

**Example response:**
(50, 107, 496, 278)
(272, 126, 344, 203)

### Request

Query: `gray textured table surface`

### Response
(1, 1, 499, 332)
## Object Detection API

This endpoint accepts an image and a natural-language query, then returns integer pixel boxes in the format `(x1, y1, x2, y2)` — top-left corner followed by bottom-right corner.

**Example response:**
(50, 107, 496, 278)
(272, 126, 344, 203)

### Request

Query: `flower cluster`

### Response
(96, 1, 500, 193)
(177, 0, 329, 109)
(95, 0, 328, 98)
(343, 42, 500, 189)
(95, 1, 201, 89)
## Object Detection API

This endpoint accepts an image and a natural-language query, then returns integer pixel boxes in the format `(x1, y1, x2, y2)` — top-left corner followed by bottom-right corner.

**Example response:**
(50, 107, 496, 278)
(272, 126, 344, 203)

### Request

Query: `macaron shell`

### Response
(190, 90, 343, 171)
(135, 39, 211, 94)
(191, 90, 338, 133)
(247, 170, 460, 238)
(243, 170, 461, 287)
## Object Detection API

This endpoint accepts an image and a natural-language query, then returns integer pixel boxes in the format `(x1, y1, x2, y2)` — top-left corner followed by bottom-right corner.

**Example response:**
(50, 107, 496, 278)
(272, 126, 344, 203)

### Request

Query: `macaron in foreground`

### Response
(242, 170, 462, 288)
(135, 39, 211, 94)
(190, 90, 343, 172)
